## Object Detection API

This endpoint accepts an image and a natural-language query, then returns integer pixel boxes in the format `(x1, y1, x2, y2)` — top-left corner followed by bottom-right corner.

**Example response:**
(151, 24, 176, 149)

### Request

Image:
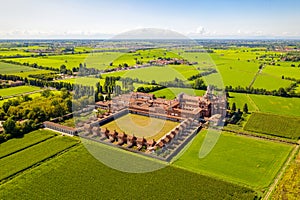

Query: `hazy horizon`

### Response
(1, 0, 300, 39)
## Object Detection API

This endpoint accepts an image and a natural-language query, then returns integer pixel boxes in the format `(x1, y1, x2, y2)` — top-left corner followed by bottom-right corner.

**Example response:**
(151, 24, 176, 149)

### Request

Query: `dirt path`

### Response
(263, 142, 300, 200)
(246, 94, 259, 111)
(248, 65, 264, 88)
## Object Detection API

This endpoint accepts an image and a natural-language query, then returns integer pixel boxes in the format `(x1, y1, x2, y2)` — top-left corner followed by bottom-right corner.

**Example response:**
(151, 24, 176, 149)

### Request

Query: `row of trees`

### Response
(225, 85, 300, 98)
(187, 68, 217, 81)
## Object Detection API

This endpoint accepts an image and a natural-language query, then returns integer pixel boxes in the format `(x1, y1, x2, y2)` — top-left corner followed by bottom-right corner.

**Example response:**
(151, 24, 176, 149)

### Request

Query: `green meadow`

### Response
(3, 52, 122, 70)
(0, 133, 257, 200)
(0, 86, 42, 98)
(174, 130, 293, 189)
(152, 87, 206, 99)
(0, 62, 48, 75)
(103, 65, 201, 83)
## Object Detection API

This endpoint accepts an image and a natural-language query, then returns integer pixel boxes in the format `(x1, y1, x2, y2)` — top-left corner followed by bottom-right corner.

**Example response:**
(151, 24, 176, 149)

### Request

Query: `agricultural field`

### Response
(0, 85, 42, 98)
(57, 77, 148, 90)
(102, 65, 201, 83)
(112, 48, 182, 67)
(244, 112, 300, 139)
(101, 113, 179, 140)
(228, 92, 257, 112)
(174, 130, 293, 190)
(0, 134, 78, 181)
(271, 151, 300, 199)
(252, 73, 293, 91)
(2, 49, 182, 71)
(0, 49, 37, 57)
(0, 142, 257, 199)
(228, 92, 300, 117)
(3, 52, 122, 70)
(262, 65, 300, 80)
(57, 77, 101, 87)
(0, 129, 57, 159)
(209, 51, 259, 88)
(152, 87, 205, 99)
(249, 94, 300, 117)
(0, 62, 49, 77)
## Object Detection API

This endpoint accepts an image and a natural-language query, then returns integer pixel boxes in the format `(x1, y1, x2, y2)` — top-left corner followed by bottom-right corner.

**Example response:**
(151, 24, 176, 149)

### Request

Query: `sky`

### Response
(0, 0, 300, 39)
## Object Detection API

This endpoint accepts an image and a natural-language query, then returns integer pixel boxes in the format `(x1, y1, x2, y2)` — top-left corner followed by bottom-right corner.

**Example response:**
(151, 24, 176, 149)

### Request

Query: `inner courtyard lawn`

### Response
(101, 113, 179, 141)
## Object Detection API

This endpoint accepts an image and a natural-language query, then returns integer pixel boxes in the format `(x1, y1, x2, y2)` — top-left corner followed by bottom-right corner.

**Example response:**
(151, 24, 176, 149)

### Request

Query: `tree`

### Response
(3, 117, 16, 135)
(60, 64, 67, 74)
(41, 89, 52, 98)
(232, 102, 236, 111)
(243, 103, 248, 113)
(2, 101, 11, 113)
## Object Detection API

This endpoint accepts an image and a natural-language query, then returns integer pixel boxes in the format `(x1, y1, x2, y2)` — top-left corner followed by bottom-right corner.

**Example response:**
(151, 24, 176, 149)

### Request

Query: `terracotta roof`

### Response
(147, 139, 156, 146)
(127, 135, 137, 140)
(157, 141, 164, 148)
(109, 130, 118, 136)
(118, 132, 127, 138)
(136, 137, 146, 143)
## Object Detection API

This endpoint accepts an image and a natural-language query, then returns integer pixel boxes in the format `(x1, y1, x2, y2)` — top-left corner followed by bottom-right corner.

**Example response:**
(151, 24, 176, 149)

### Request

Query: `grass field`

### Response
(228, 92, 257, 112)
(244, 112, 300, 139)
(2, 49, 182, 71)
(3, 52, 122, 70)
(209, 52, 259, 87)
(0, 143, 257, 199)
(0, 135, 78, 181)
(102, 65, 201, 83)
(0, 85, 42, 98)
(0, 62, 50, 78)
(101, 113, 179, 140)
(174, 130, 293, 189)
(152, 87, 206, 99)
(252, 73, 293, 90)
(249, 94, 300, 117)
(228, 92, 300, 117)
(0, 129, 57, 159)
(263, 65, 300, 80)
(58, 77, 148, 91)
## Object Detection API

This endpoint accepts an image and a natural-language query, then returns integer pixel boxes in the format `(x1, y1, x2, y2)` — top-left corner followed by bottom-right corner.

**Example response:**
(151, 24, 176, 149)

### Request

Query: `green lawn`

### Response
(101, 113, 179, 141)
(0, 129, 57, 159)
(0, 135, 78, 181)
(244, 112, 300, 139)
(0, 85, 42, 98)
(0, 143, 257, 199)
(174, 130, 293, 189)
(152, 87, 205, 99)
(249, 94, 300, 117)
